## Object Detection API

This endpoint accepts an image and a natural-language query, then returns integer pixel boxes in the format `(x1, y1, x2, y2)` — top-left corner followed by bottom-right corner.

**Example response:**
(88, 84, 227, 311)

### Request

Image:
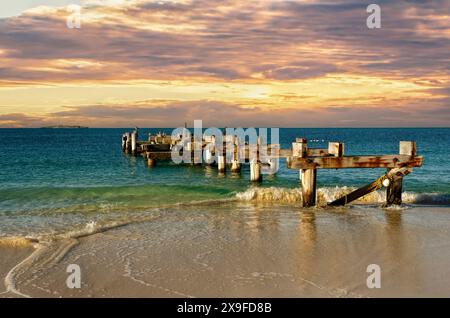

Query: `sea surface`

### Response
(0, 128, 449, 239)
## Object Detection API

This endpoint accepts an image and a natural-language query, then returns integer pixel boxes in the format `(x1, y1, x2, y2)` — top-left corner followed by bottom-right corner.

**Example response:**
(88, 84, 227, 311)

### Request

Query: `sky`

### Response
(0, 0, 449, 127)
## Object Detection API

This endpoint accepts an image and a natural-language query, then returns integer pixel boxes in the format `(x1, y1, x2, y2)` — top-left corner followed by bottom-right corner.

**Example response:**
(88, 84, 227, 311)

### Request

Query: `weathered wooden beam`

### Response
(279, 149, 292, 157)
(307, 148, 330, 157)
(328, 167, 412, 206)
(288, 155, 423, 170)
(328, 175, 386, 206)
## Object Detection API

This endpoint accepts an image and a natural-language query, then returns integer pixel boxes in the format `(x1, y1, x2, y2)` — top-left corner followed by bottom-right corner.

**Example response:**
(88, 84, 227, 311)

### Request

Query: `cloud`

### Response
(0, 0, 448, 82)
(0, 0, 448, 127)
(2, 97, 449, 128)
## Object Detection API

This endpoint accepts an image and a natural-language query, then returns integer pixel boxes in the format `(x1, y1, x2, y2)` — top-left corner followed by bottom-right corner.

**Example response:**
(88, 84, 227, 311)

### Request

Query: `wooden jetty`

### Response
(121, 129, 423, 208)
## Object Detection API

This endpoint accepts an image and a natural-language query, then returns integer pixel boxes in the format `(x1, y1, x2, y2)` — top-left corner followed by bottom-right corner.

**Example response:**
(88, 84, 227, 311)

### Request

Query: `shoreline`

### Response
(0, 245, 35, 297)
(2, 203, 450, 298)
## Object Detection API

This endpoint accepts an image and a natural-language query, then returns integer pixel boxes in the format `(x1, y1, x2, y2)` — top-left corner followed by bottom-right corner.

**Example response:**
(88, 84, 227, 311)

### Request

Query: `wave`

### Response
(0, 237, 38, 248)
(235, 186, 450, 206)
(2, 186, 449, 297)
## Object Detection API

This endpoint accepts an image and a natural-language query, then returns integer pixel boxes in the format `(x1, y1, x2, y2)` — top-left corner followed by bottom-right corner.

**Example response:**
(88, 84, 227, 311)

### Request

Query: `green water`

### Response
(0, 128, 449, 238)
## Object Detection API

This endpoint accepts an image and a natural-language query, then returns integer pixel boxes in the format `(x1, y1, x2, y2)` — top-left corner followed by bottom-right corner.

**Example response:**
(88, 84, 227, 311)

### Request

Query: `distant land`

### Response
(40, 125, 89, 129)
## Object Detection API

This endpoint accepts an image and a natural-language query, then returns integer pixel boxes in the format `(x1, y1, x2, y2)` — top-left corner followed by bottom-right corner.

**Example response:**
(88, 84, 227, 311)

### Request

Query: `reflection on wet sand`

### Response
(6, 202, 450, 298)
(299, 211, 317, 247)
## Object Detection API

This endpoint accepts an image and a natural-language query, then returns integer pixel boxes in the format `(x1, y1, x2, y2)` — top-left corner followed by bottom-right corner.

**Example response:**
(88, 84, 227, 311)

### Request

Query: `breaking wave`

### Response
(235, 186, 450, 206)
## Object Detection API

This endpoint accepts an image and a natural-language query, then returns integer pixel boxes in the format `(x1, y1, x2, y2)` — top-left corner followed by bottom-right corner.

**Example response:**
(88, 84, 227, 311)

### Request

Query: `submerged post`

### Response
(125, 132, 131, 154)
(121, 134, 127, 152)
(218, 154, 226, 173)
(231, 157, 241, 173)
(250, 159, 262, 182)
(231, 137, 241, 173)
(131, 131, 137, 156)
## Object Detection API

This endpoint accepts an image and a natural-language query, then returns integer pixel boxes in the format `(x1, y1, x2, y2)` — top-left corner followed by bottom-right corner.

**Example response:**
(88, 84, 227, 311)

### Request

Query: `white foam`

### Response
(235, 186, 450, 206)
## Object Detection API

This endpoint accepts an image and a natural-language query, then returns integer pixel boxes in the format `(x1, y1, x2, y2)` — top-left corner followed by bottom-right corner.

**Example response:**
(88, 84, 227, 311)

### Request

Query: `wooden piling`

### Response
(250, 159, 262, 182)
(125, 132, 131, 154)
(231, 141, 241, 173)
(386, 172, 402, 206)
(204, 147, 214, 165)
(121, 128, 421, 209)
(121, 134, 127, 152)
(301, 168, 317, 207)
(131, 131, 137, 156)
(385, 141, 416, 206)
(400, 141, 416, 156)
(147, 158, 155, 167)
(292, 138, 308, 158)
(328, 142, 344, 157)
(231, 159, 241, 172)
(268, 158, 278, 175)
(218, 155, 226, 173)
(293, 138, 307, 181)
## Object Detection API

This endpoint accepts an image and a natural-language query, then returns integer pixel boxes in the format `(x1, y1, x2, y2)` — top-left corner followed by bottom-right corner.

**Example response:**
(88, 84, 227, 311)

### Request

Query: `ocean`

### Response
(0, 127, 449, 239)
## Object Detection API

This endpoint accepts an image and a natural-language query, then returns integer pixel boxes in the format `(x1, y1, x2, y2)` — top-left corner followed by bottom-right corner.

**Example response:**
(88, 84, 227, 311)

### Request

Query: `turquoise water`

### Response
(0, 128, 449, 238)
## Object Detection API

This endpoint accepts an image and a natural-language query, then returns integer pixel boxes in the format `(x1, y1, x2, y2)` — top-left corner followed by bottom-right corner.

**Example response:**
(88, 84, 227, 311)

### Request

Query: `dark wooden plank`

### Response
(146, 151, 173, 161)
(328, 167, 412, 206)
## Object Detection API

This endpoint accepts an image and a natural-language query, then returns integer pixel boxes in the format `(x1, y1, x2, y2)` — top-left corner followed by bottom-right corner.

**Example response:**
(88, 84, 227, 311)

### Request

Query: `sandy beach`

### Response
(3, 202, 450, 298)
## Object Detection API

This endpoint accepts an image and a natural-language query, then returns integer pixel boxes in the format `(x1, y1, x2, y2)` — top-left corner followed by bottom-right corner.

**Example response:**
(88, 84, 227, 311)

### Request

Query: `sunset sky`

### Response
(0, 0, 449, 127)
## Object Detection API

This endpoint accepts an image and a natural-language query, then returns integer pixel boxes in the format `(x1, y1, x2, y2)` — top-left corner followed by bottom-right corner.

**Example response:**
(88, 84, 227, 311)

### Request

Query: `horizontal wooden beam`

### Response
(146, 151, 173, 161)
(287, 155, 423, 170)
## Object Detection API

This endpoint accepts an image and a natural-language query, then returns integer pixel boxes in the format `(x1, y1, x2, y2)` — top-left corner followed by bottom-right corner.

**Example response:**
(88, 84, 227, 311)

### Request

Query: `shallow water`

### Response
(0, 128, 449, 239)
(6, 202, 450, 298)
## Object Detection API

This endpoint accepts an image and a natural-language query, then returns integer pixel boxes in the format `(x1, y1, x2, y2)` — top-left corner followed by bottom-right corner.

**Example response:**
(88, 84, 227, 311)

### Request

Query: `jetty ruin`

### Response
(121, 129, 423, 208)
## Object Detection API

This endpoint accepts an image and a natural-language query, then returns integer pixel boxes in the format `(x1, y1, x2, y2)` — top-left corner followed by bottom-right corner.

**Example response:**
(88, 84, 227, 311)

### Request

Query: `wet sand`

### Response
(3, 202, 450, 298)
(0, 245, 35, 298)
